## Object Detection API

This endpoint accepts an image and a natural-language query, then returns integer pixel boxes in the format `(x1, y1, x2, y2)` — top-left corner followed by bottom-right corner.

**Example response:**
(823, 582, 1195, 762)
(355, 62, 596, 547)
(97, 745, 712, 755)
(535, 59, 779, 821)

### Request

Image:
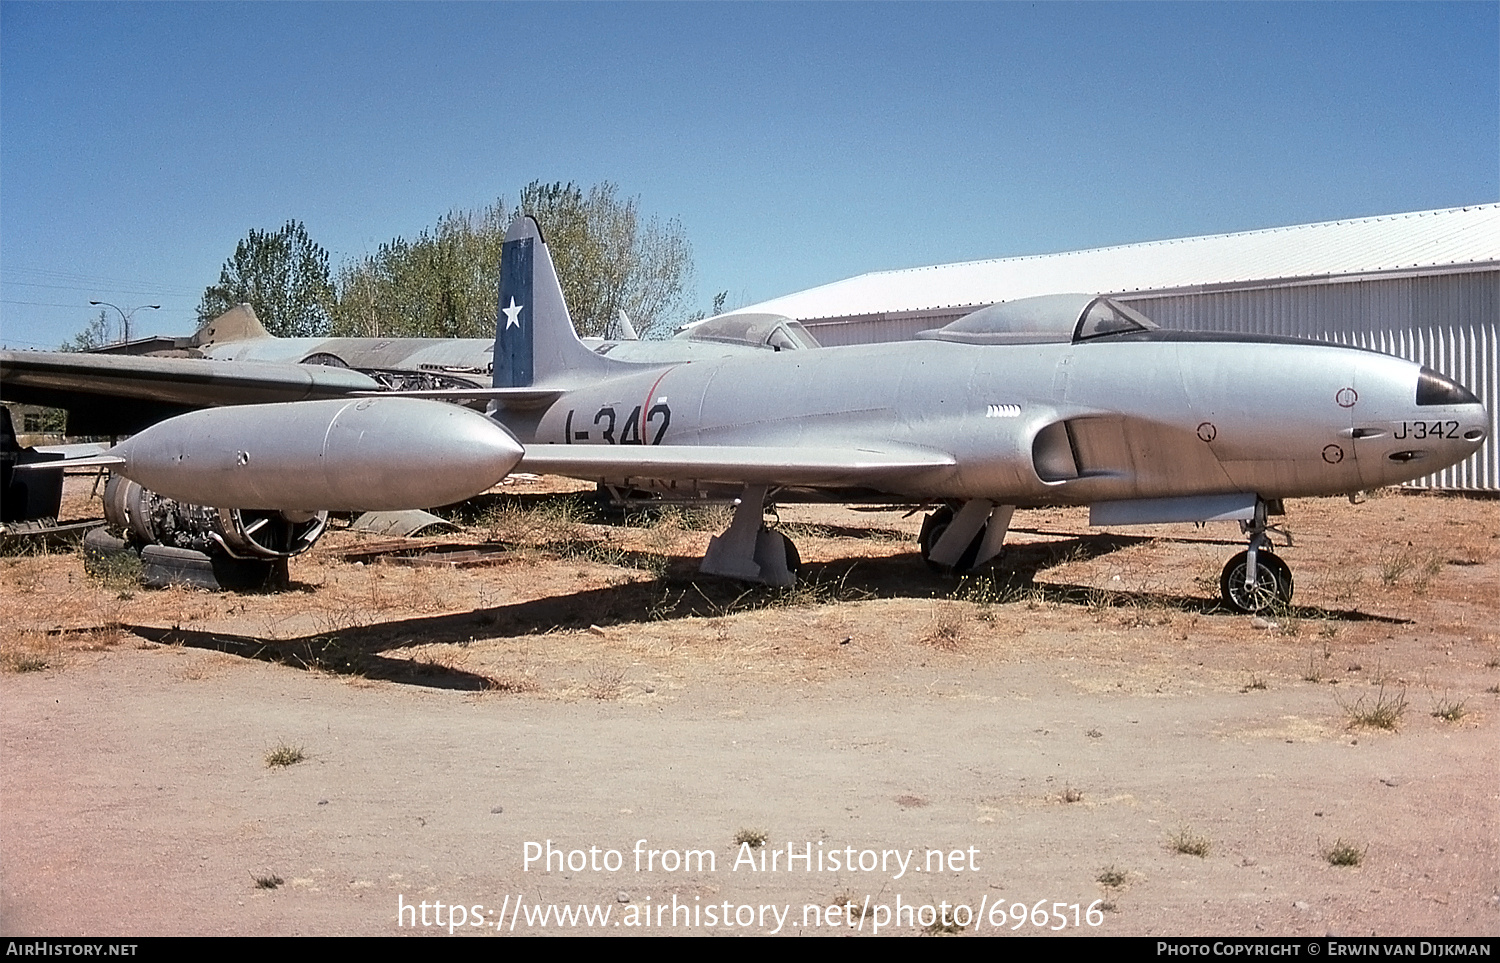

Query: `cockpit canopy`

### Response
(916, 293, 1159, 345)
(676, 313, 822, 351)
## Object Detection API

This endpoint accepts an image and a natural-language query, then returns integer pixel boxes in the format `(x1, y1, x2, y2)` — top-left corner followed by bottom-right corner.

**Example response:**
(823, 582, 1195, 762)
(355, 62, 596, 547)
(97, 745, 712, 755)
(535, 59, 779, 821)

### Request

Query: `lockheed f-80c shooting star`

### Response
(11, 217, 1487, 612)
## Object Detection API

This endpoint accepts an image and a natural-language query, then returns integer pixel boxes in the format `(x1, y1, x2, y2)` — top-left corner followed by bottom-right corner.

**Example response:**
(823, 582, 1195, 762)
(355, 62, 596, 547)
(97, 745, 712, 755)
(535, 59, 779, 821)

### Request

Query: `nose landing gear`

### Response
(1219, 498, 1294, 613)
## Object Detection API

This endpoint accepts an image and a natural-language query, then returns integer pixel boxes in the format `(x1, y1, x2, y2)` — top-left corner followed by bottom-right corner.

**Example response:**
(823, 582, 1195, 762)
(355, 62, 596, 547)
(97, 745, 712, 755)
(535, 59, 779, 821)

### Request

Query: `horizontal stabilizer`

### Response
(518, 444, 955, 487)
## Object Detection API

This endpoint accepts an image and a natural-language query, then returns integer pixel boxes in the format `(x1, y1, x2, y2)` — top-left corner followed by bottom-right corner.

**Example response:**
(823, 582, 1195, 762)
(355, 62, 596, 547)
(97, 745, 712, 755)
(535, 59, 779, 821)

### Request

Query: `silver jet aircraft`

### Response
(86, 216, 1488, 612)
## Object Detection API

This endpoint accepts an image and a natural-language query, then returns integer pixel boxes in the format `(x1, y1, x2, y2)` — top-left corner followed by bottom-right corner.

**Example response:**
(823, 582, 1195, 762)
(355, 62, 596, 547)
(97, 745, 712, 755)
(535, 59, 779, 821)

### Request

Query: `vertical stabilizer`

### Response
(609, 309, 639, 341)
(493, 216, 623, 388)
(188, 304, 272, 350)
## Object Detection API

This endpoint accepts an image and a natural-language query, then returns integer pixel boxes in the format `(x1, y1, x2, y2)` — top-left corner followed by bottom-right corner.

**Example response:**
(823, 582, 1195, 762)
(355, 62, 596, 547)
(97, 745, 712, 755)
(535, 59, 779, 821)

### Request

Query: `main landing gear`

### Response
(699, 485, 800, 587)
(918, 501, 1015, 573)
(1218, 498, 1294, 614)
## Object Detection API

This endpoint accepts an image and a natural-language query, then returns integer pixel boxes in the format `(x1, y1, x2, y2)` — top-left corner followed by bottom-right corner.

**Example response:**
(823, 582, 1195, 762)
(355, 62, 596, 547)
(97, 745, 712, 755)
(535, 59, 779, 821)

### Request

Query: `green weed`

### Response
(1323, 839, 1366, 867)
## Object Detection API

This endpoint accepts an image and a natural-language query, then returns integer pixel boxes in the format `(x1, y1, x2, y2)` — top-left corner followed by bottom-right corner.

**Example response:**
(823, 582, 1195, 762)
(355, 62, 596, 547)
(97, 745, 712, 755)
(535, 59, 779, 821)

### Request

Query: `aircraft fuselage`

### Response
(521, 336, 1486, 506)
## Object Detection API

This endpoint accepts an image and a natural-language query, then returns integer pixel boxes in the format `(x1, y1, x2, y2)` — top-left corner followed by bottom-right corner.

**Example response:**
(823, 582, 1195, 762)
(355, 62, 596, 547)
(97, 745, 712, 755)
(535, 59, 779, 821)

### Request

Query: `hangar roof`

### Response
(738, 204, 1500, 322)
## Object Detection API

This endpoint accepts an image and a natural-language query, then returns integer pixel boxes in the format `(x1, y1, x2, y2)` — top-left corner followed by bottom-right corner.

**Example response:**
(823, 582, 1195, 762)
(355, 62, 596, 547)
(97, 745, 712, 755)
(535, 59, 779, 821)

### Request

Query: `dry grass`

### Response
(1085, 586, 1118, 621)
(481, 671, 540, 694)
(1319, 568, 1366, 604)
(1338, 685, 1409, 731)
(733, 828, 767, 849)
(920, 605, 967, 651)
(1097, 866, 1128, 888)
(81, 546, 142, 591)
(585, 661, 625, 700)
(1169, 828, 1211, 858)
(1430, 694, 1467, 723)
(3, 553, 50, 595)
(1377, 546, 1445, 590)
(950, 572, 1022, 608)
(1, 629, 58, 673)
(480, 497, 593, 547)
(2, 650, 52, 673)
(922, 915, 965, 936)
(264, 744, 306, 768)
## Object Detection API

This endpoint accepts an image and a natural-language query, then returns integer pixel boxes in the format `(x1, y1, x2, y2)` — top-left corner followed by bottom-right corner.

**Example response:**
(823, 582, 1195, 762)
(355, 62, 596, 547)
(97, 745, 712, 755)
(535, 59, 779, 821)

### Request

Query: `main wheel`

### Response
(1219, 550, 1294, 613)
(919, 506, 985, 573)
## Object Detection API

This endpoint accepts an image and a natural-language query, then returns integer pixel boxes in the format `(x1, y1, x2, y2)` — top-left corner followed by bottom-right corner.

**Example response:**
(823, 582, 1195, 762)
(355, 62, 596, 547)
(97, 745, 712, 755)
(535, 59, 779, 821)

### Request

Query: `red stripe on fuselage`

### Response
(642, 366, 678, 444)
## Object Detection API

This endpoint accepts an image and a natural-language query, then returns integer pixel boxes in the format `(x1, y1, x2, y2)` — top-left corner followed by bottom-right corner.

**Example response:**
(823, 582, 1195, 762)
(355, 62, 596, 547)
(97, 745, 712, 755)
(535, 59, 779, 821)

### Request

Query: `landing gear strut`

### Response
(699, 485, 799, 587)
(1219, 498, 1294, 613)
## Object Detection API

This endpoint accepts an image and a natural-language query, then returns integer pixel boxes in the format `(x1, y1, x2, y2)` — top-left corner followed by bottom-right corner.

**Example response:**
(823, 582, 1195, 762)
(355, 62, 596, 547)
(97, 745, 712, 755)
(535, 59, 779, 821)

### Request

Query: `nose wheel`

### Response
(1219, 549, 1294, 613)
(1219, 498, 1295, 613)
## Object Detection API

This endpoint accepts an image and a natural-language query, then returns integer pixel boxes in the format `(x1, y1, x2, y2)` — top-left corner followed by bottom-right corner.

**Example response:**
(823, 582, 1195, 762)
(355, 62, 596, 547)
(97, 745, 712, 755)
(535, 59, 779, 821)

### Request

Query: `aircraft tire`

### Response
(82, 526, 136, 580)
(1219, 550, 1294, 614)
(920, 506, 984, 573)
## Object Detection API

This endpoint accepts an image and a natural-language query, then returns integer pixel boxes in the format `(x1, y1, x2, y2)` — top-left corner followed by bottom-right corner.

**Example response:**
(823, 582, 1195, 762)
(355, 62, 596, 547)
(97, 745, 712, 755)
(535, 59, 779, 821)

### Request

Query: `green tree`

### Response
(197, 220, 336, 337)
(332, 182, 695, 340)
(518, 181, 694, 338)
(59, 310, 112, 351)
(334, 204, 508, 339)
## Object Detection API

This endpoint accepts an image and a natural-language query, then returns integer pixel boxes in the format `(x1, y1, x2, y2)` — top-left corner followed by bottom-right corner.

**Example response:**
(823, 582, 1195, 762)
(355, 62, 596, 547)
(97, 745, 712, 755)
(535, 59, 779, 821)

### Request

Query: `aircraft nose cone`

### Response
(1355, 364, 1488, 488)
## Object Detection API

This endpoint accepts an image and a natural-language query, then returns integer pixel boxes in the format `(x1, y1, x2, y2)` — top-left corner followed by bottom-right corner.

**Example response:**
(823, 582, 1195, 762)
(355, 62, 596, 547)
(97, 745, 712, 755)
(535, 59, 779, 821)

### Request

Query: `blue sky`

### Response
(2, 2, 1496, 349)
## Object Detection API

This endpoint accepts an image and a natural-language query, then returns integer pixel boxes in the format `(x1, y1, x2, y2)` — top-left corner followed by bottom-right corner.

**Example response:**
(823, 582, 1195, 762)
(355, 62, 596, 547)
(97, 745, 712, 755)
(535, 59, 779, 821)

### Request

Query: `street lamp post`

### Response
(89, 301, 161, 345)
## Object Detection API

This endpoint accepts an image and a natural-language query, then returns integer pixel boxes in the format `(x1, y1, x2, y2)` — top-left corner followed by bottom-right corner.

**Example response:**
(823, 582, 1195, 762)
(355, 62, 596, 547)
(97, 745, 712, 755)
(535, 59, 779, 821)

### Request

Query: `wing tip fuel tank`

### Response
(115, 398, 524, 511)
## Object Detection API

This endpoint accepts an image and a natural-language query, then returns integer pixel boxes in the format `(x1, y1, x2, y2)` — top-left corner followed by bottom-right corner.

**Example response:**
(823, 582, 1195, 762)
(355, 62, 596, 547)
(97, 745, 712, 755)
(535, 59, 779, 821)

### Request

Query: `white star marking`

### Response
(502, 297, 524, 329)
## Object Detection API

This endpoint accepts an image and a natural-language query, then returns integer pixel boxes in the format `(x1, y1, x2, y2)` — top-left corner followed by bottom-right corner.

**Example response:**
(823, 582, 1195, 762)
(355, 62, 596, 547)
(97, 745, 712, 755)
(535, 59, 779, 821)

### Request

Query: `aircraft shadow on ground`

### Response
(122, 529, 1405, 691)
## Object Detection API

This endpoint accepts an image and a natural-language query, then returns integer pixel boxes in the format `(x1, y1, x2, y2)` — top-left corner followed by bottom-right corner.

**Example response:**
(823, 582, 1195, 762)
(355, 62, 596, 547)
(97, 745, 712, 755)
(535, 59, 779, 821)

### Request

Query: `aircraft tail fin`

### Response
(608, 309, 639, 341)
(188, 304, 272, 349)
(493, 216, 630, 388)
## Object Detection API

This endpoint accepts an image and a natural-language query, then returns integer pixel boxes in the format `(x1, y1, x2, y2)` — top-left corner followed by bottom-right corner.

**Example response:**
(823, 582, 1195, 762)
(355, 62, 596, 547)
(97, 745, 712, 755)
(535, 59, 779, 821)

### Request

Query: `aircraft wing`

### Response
(518, 443, 955, 488)
(0, 350, 381, 435)
(349, 386, 568, 409)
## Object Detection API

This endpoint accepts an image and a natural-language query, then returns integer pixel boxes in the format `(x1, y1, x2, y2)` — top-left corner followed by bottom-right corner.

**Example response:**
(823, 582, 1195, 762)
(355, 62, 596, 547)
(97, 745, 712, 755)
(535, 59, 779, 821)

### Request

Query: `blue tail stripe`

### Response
(494, 236, 534, 388)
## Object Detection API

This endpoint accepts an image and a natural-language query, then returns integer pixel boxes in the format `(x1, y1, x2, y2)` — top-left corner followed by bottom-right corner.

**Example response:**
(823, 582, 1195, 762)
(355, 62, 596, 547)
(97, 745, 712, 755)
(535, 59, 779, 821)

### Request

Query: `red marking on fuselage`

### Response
(642, 366, 679, 444)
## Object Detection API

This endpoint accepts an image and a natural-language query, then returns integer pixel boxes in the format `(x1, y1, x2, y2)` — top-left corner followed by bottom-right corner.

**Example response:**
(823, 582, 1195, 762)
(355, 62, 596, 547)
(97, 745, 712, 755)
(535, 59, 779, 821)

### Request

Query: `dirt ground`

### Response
(2, 475, 1497, 937)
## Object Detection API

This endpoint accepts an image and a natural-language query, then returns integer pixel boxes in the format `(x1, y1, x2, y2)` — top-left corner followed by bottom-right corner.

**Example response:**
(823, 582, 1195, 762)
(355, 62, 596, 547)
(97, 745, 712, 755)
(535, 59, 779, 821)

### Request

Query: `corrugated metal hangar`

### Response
(738, 204, 1500, 491)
